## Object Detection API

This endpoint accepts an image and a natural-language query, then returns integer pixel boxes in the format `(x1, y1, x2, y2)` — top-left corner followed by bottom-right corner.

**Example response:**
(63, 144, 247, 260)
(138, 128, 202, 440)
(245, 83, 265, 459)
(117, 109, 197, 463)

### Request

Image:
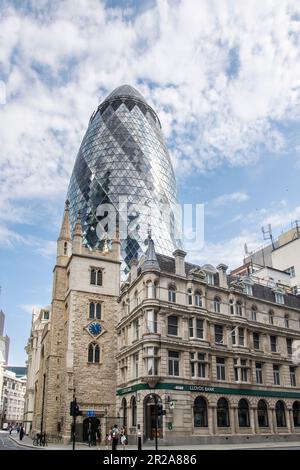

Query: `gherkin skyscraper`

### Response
(67, 84, 181, 275)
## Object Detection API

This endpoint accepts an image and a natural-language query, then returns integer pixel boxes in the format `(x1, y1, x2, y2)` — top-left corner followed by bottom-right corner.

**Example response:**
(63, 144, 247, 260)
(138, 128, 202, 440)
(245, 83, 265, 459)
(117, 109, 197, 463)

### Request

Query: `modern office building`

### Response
(67, 84, 181, 276)
(116, 236, 300, 445)
(243, 226, 300, 294)
(0, 370, 26, 427)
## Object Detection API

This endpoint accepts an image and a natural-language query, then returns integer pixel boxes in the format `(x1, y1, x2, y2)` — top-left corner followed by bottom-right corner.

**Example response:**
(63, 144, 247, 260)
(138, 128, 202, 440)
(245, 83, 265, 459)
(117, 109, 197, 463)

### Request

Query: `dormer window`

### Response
(275, 292, 284, 305)
(244, 284, 253, 296)
(64, 242, 68, 255)
(206, 273, 214, 285)
(90, 268, 103, 286)
(43, 311, 49, 320)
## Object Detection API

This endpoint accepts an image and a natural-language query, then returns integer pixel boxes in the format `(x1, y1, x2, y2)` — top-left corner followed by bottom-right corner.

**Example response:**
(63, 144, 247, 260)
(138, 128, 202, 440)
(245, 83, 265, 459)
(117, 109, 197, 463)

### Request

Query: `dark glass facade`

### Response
(67, 84, 181, 274)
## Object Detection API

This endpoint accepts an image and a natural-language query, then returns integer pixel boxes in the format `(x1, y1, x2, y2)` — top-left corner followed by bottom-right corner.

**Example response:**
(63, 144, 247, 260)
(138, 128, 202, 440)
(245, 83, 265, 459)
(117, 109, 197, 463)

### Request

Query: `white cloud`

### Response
(18, 304, 43, 315)
(0, 223, 56, 258)
(213, 191, 249, 206)
(188, 230, 262, 269)
(0, 0, 300, 244)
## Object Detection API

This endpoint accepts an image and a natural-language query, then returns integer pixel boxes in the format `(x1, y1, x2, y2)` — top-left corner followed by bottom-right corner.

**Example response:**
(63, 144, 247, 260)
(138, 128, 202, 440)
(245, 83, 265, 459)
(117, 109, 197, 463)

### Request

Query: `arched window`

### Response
(229, 299, 234, 315)
(134, 290, 138, 308)
(88, 343, 94, 362)
(96, 303, 101, 320)
(168, 286, 176, 303)
(94, 344, 100, 363)
(275, 400, 286, 427)
(153, 281, 158, 299)
(64, 242, 68, 255)
(293, 401, 300, 427)
(91, 268, 103, 286)
(284, 314, 289, 328)
(236, 301, 242, 316)
(269, 310, 274, 325)
(89, 302, 95, 319)
(147, 281, 153, 299)
(214, 297, 221, 314)
(251, 305, 257, 321)
(187, 288, 193, 305)
(96, 270, 102, 286)
(88, 343, 100, 363)
(194, 291, 202, 307)
(121, 398, 127, 427)
(238, 399, 250, 427)
(217, 398, 230, 427)
(168, 315, 178, 336)
(90, 268, 96, 285)
(194, 397, 208, 427)
(131, 396, 137, 427)
(257, 400, 268, 427)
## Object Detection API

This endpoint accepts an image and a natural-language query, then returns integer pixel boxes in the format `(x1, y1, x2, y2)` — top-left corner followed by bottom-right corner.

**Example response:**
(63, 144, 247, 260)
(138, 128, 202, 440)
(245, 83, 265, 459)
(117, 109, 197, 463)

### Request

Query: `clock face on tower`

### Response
(88, 322, 102, 337)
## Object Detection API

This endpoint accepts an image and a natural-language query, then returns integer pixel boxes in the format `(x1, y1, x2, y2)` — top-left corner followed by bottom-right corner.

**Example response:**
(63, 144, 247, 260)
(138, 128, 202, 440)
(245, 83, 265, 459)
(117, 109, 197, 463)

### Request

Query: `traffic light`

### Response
(70, 401, 82, 416)
(157, 404, 166, 416)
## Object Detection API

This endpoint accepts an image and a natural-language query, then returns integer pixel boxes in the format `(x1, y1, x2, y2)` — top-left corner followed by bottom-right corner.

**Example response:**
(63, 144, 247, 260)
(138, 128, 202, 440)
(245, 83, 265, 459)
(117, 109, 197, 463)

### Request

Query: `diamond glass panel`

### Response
(67, 85, 181, 275)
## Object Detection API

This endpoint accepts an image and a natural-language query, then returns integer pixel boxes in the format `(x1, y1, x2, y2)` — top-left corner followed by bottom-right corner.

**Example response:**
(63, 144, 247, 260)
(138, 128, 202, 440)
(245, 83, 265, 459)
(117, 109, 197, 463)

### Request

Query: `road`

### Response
(0, 431, 32, 450)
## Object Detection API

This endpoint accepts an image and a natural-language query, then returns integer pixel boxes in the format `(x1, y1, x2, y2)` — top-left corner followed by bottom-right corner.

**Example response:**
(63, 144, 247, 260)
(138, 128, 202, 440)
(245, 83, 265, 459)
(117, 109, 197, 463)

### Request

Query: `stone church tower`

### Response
(33, 201, 120, 442)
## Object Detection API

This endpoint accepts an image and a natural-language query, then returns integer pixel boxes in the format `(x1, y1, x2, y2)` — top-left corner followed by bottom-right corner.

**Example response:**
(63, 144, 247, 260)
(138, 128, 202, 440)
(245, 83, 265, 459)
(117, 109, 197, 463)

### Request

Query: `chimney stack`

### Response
(217, 263, 228, 288)
(173, 249, 187, 277)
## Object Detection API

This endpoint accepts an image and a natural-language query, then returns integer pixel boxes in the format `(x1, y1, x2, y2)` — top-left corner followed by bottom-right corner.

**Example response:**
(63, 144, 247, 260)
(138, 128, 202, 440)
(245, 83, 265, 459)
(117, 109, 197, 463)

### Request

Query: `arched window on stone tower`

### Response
(88, 342, 100, 363)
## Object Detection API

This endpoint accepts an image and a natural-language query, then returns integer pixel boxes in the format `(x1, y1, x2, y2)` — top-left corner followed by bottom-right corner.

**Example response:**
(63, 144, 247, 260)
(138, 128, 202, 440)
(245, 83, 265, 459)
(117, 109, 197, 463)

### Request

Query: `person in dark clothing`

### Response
(111, 424, 119, 452)
(19, 426, 24, 441)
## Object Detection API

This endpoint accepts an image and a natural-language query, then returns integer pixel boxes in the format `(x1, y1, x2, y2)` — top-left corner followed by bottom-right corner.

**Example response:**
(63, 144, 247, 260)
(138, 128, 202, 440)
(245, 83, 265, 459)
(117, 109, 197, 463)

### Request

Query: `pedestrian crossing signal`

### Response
(70, 401, 82, 416)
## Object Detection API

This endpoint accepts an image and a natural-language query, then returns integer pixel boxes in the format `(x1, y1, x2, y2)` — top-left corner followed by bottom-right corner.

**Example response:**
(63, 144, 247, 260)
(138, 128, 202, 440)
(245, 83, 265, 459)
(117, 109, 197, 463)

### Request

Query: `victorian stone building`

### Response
(24, 306, 50, 434)
(116, 236, 300, 445)
(30, 201, 120, 442)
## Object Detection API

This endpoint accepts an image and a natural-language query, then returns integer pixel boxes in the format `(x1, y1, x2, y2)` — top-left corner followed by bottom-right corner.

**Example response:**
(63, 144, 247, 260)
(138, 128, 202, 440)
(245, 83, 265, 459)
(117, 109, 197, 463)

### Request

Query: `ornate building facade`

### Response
(30, 202, 120, 442)
(24, 306, 50, 434)
(116, 237, 300, 444)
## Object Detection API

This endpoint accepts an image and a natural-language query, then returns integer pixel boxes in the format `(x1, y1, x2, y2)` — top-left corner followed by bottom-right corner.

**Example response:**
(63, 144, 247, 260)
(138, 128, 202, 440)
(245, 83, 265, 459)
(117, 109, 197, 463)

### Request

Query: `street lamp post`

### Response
(155, 396, 158, 451)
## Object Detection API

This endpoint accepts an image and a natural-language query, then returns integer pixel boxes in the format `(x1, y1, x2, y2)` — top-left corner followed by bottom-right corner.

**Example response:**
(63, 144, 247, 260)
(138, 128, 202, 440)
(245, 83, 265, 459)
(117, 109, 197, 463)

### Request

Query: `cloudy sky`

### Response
(1, 0, 300, 364)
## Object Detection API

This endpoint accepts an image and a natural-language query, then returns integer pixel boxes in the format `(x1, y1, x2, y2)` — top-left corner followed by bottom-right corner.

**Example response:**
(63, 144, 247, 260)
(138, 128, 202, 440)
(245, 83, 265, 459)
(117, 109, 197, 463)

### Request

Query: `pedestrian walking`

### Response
(120, 426, 128, 450)
(111, 424, 119, 452)
(87, 426, 92, 447)
(19, 425, 24, 441)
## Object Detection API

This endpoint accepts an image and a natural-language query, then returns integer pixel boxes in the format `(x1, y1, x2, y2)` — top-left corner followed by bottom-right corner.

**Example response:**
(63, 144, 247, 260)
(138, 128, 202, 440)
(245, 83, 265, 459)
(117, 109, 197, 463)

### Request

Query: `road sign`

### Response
(87, 410, 95, 417)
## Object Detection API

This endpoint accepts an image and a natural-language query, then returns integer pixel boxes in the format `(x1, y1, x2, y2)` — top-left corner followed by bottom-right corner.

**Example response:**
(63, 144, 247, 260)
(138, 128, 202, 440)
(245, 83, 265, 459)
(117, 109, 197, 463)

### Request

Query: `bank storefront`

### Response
(116, 382, 300, 445)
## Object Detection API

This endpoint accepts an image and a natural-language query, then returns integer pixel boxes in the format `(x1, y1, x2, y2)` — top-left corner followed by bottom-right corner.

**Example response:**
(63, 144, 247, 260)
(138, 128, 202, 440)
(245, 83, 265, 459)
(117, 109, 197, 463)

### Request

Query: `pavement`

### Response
(2, 431, 300, 451)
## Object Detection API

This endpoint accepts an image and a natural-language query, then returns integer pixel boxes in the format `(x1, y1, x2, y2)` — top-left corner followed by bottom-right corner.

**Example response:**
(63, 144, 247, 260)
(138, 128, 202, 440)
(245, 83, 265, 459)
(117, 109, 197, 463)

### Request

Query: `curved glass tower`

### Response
(67, 84, 181, 274)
